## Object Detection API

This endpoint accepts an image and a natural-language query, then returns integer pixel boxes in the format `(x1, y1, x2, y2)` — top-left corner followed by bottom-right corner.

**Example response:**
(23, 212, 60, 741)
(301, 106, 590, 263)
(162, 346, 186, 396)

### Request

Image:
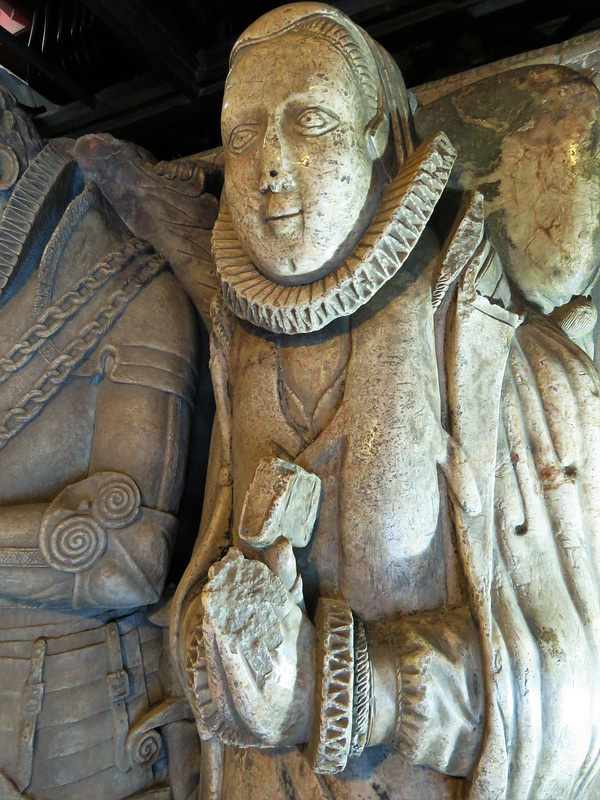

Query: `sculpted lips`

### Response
(264, 206, 303, 240)
(264, 197, 303, 224)
(265, 209, 303, 222)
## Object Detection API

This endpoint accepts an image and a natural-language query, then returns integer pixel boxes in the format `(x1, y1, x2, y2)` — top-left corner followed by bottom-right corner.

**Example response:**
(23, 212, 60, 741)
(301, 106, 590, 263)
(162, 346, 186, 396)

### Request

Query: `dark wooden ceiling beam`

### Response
(35, 72, 189, 137)
(29, 0, 600, 159)
(79, 0, 200, 98)
(0, 23, 96, 105)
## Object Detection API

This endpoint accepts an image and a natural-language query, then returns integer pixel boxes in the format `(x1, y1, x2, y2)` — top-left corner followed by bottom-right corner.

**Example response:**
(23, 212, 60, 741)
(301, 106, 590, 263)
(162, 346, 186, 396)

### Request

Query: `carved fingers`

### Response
(189, 548, 315, 748)
(154, 159, 204, 190)
(73, 132, 219, 243)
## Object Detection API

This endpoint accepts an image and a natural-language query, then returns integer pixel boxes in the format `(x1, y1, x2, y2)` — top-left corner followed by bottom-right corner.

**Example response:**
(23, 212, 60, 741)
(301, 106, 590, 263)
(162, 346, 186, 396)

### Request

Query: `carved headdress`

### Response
(230, 2, 417, 174)
(213, 2, 456, 335)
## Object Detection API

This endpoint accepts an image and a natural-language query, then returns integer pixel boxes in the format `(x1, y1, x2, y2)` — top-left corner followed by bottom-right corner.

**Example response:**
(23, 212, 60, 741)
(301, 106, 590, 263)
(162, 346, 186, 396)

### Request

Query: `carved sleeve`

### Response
(0, 383, 192, 608)
(70, 271, 199, 608)
(72, 359, 194, 607)
(306, 602, 484, 779)
(380, 606, 484, 777)
(0, 275, 198, 609)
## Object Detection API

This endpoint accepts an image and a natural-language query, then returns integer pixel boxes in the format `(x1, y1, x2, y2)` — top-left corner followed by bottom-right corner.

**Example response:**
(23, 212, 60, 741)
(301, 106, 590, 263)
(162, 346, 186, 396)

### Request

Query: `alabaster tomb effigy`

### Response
(2, 2, 600, 799)
(172, 5, 600, 800)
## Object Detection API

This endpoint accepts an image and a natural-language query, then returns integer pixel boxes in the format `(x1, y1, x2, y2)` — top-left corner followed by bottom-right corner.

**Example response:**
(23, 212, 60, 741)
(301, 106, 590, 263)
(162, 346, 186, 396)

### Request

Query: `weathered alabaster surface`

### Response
(170, 3, 600, 800)
(416, 64, 600, 316)
(0, 88, 215, 799)
(164, 3, 600, 800)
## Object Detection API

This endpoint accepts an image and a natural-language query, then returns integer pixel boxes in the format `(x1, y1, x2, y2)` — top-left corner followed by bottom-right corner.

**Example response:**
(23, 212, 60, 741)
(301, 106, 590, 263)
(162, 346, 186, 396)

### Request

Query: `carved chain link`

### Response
(0, 239, 151, 382)
(0, 251, 165, 451)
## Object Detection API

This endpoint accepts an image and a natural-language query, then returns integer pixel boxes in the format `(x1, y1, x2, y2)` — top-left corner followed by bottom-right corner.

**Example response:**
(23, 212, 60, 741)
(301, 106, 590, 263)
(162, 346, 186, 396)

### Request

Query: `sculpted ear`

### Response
(365, 91, 390, 162)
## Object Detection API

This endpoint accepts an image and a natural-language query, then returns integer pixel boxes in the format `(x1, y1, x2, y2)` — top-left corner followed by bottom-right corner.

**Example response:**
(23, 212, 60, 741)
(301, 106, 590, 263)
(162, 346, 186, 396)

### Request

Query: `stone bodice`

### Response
(229, 233, 451, 621)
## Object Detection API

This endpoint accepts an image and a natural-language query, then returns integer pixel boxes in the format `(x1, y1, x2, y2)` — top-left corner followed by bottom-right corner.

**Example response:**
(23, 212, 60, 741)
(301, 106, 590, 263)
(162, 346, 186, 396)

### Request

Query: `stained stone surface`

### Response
(172, 4, 600, 800)
(3, 2, 600, 799)
(415, 64, 600, 313)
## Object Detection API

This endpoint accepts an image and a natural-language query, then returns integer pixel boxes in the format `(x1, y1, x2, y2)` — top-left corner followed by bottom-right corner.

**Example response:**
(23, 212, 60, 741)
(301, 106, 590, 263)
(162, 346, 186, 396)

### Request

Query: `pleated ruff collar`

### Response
(212, 132, 456, 335)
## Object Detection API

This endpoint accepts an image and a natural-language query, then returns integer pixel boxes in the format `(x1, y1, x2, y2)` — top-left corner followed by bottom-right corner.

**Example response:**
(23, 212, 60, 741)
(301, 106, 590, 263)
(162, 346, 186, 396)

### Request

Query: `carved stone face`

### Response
(222, 32, 384, 285)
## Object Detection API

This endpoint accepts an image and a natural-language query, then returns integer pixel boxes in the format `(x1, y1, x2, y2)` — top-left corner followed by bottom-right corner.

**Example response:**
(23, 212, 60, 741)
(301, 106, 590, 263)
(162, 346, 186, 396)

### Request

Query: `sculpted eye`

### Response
(295, 107, 339, 136)
(229, 125, 259, 154)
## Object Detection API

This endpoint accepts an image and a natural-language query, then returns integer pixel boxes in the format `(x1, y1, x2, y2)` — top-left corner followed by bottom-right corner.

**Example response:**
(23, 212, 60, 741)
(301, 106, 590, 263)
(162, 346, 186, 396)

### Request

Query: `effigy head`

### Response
(220, 2, 415, 285)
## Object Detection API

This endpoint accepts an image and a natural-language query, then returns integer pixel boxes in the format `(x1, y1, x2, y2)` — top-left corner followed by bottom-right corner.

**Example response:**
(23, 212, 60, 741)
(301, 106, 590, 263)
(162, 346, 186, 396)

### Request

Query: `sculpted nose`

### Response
(260, 130, 293, 194)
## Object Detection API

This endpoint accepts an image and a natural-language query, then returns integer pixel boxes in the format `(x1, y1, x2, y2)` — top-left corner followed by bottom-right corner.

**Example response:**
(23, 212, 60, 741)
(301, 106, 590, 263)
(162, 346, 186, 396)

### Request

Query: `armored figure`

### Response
(173, 4, 600, 800)
(0, 90, 200, 799)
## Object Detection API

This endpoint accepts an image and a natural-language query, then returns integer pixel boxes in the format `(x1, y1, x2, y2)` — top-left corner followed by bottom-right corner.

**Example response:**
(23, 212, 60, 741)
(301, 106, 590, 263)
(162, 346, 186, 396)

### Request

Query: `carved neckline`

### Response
(35, 182, 100, 314)
(212, 132, 456, 335)
(0, 139, 76, 303)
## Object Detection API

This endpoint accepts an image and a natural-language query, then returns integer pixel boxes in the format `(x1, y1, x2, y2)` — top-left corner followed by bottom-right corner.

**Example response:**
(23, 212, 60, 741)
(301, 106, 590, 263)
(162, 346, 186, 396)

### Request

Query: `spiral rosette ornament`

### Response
(92, 475, 141, 529)
(40, 513, 107, 573)
(125, 727, 163, 768)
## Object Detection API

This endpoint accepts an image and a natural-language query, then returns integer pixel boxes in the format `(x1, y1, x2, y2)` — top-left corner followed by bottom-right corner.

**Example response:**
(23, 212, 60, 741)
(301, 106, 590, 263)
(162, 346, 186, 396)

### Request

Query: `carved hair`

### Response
(231, 13, 380, 124)
(229, 4, 417, 175)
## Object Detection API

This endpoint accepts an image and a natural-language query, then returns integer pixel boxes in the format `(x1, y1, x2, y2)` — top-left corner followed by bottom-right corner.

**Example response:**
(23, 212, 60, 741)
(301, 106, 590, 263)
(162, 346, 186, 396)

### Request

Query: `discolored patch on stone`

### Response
(416, 65, 600, 313)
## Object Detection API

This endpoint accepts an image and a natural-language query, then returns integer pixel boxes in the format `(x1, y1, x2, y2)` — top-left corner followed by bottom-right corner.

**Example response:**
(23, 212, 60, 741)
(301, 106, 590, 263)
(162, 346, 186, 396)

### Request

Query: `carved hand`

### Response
(189, 548, 315, 748)
(72, 132, 220, 327)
